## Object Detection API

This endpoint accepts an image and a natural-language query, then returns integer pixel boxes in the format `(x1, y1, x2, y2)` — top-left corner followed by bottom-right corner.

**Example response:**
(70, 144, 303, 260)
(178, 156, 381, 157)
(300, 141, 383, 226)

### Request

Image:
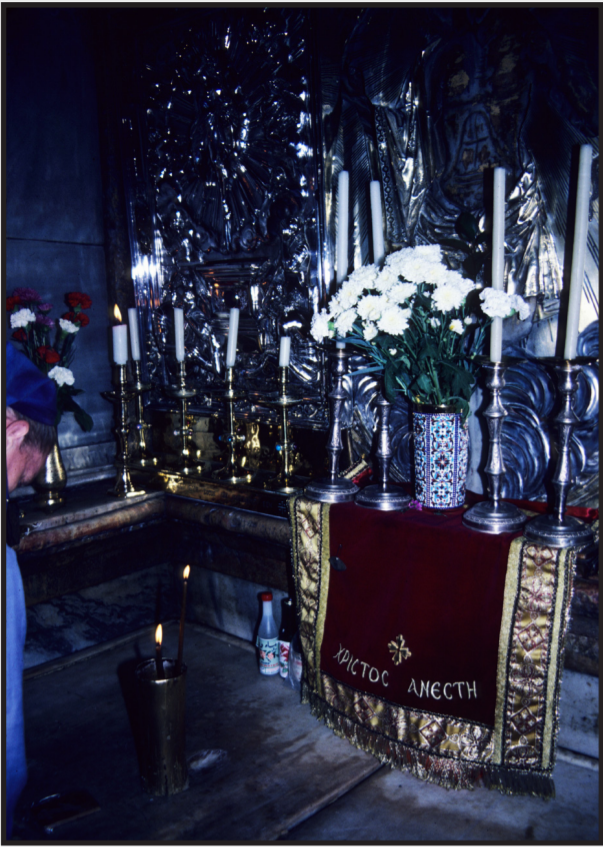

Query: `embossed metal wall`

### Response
(120, 8, 598, 502)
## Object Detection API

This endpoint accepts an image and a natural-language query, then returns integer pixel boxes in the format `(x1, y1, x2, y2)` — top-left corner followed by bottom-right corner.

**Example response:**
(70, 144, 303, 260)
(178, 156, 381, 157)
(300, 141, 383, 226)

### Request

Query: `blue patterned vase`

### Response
(412, 406, 469, 509)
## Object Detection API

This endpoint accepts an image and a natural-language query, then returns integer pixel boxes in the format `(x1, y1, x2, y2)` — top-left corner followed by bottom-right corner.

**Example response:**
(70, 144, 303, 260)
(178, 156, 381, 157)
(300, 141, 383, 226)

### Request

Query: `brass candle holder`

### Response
(524, 359, 595, 548)
(128, 360, 157, 467)
(102, 364, 146, 498)
(212, 367, 255, 484)
(166, 361, 202, 474)
(305, 347, 359, 503)
(250, 366, 307, 494)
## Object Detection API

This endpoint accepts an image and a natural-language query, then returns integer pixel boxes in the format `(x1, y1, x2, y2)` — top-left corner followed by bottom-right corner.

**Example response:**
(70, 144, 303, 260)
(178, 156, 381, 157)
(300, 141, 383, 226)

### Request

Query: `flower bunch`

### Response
(7, 287, 94, 430)
(311, 245, 529, 418)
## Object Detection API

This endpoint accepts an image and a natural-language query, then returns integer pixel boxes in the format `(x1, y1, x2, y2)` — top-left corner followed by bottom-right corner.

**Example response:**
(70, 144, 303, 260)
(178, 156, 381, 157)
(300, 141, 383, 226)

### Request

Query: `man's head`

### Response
(6, 407, 56, 492)
(6, 343, 57, 494)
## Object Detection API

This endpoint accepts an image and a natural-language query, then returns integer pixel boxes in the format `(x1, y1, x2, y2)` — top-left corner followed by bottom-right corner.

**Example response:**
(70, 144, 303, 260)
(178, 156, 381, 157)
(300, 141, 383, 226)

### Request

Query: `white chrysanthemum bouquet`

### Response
(311, 245, 529, 418)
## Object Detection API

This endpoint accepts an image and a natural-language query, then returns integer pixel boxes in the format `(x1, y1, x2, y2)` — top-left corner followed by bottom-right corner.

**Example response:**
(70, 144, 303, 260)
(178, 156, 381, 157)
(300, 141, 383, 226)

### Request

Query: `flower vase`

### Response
(33, 441, 67, 511)
(412, 405, 469, 509)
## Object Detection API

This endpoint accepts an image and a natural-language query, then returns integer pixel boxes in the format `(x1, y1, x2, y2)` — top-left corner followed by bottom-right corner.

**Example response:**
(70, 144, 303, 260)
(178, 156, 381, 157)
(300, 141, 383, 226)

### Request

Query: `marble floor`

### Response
(24, 564, 179, 668)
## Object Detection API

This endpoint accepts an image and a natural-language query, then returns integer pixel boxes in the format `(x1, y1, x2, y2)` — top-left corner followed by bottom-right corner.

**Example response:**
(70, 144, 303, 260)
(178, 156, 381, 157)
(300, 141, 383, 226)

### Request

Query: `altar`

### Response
(5, 6, 599, 842)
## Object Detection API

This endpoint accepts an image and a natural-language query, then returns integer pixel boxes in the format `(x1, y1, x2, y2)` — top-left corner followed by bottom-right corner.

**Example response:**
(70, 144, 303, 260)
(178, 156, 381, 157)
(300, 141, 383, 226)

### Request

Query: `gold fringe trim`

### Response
(304, 685, 555, 799)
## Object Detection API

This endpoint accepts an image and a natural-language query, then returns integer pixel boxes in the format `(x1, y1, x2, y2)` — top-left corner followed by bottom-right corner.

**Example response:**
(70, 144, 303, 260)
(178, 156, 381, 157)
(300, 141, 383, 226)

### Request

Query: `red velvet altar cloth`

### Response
(323, 503, 516, 727)
(290, 494, 579, 797)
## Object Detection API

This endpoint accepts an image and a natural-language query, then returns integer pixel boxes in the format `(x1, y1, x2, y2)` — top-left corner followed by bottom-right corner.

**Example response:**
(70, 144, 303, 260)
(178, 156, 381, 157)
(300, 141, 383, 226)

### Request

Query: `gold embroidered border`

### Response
(289, 495, 331, 697)
(494, 539, 575, 775)
(289, 496, 575, 796)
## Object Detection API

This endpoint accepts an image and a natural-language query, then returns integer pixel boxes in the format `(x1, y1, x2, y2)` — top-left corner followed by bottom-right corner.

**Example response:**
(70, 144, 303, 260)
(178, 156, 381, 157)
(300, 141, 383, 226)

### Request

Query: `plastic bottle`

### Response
(278, 597, 296, 679)
(288, 630, 303, 689)
(256, 592, 279, 676)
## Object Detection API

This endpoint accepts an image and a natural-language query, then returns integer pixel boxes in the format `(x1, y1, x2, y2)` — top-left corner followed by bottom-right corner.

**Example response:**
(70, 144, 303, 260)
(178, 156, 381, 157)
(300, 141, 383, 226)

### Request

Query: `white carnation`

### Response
(59, 318, 79, 334)
(449, 319, 464, 334)
(386, 282, 417, 304)
(429, 317, 440, 328)
(48, 365, 75, 387)
(357, 294, 385, 322)
(363, 322, 378, 341)
(464, 315, 475, 325)
(10, 308, 36, 328)
(346, 264, 379, 291)
(511, 294, 531, 321)
(373, 267, 401, 293)
(479, 288, 519, 319)
(377, 306, 411, 336)
(432, 280, 474, 312)
(334, 307, 357, 336)
(311, 310, 333, 343)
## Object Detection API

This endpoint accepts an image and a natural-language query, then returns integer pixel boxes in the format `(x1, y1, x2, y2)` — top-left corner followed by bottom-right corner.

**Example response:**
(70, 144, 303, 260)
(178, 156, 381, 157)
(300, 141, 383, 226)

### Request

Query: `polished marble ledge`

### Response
(15, 482, 291, 555)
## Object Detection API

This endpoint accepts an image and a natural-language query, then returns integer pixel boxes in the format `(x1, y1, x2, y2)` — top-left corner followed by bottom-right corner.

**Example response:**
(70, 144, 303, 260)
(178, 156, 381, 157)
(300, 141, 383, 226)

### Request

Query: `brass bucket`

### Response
(135, 659, 188, 796)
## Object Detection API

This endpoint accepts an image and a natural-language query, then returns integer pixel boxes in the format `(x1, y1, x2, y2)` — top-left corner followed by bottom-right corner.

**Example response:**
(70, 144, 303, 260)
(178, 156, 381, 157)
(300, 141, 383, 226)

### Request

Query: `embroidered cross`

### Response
(388, 634, 412, 665)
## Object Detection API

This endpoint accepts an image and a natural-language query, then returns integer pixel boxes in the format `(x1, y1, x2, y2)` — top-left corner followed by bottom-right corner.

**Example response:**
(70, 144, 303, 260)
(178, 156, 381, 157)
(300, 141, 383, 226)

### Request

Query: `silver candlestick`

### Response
(463, 362, 527, 534)
(356, 395, 411, 511)
(305, 347, 359, 503)
(524, 360, 594, 548)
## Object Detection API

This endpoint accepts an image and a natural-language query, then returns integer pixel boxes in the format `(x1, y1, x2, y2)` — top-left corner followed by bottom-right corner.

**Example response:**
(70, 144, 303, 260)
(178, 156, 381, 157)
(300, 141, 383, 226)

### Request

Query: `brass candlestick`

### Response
(166, 362, 201, 474)
(305, 347, 359, 503)
(463, 362, 527, 534)
(102, 364, 146, 498)
(524, 360, 594, 548)
(128, 360, 157, 467)
(250, 367, 307, 494)
(212, 367, 255, 483)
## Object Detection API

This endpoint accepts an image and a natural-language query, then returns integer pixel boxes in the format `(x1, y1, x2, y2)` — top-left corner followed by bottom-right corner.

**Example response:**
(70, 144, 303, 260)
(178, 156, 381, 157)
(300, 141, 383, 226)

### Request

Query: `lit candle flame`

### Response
(114, 304, 122, 323)
(183, 565, 190, 580)
(155, 623, 162, 646)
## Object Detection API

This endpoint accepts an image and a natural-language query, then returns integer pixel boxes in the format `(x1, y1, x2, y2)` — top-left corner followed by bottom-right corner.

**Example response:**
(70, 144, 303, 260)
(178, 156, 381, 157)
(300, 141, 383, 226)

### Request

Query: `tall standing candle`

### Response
(279, 336, 291, 368)
(490, 167, 506, 363)
(564, 144, 593, 360)
(225, 307, 240, 368)
(370, 180, 385, 266)
(112, 305, 128, 365)
(174, 308, 185, 362)
(336, 170, 349, 284)
(177, 565, 190, 671)
(128, 308, 141, 361)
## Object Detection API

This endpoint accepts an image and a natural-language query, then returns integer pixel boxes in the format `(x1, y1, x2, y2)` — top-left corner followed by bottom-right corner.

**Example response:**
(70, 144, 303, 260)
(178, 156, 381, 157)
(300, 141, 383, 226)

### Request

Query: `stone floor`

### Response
(13, 621, 599, 843)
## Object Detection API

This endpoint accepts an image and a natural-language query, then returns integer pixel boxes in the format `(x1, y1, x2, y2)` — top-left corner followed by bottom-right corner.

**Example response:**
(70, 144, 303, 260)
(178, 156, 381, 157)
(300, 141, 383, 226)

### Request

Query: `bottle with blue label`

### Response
(256, 591, 279, 676)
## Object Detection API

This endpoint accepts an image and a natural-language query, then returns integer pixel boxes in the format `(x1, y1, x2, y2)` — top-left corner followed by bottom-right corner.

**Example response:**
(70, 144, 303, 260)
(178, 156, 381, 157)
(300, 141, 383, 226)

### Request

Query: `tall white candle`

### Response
(490, 167, 506, 363)
(128, 308, 141, 361)
(336, 170, 349, 284)
(225, 307, 240, 368)
(564, 144, 593, 360)
(370, 180, 385, 266)
(174, 308, 185, 362)
(112, 324, 128, 365)
(279, 336, 291, 368)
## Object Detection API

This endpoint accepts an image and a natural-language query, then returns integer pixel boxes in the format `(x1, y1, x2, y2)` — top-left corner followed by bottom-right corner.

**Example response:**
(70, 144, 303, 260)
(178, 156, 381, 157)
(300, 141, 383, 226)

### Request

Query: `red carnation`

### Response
(6, 296, 20, 312)
(12, 328, 27, 342)
(37, 346, 60, 364)
(66, 292, 92, 309)
(62, 311, 77, 322)
(75, 311, 90, 327)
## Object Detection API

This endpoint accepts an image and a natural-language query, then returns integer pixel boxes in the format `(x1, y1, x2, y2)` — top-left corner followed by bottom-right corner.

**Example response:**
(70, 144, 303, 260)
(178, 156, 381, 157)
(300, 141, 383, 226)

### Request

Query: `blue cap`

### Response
(6, 343, 57, 426)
